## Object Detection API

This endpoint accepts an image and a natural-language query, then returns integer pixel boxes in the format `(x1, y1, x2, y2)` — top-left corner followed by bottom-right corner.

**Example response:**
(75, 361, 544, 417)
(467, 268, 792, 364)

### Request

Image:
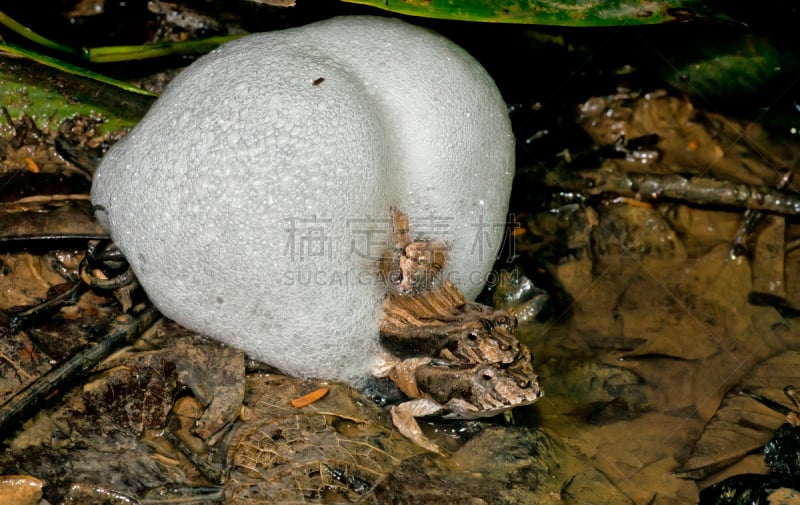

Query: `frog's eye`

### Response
(493, 313, 516, 330)
(481, 368, 496, 381)
(467, 331, 480, 342)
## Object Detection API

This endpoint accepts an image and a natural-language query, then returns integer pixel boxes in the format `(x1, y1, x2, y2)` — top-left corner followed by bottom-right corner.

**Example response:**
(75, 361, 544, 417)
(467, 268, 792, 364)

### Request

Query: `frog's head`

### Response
(415, 357, 541, 419)
(397, 241, 448, 294)
(458, 363, 541, 417)
(441, 310, 520, 365)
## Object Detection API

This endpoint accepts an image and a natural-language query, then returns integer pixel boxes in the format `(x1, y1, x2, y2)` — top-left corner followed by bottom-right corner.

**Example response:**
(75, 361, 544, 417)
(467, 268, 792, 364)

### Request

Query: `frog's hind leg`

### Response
(390, 399, 448, 456)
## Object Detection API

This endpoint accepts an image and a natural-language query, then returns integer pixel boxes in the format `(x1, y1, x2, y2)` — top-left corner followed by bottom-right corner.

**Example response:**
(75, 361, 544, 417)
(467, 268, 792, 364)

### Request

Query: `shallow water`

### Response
(504, 182, 800, 503)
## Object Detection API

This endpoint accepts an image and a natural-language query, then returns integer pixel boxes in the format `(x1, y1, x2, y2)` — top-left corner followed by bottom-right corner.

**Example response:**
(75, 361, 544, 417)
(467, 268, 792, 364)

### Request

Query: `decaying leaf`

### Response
(0, 318, 245, 502)
(621, 307, 720, 360)
(675, 351, 800, 479)
(576, 90, 798, 190)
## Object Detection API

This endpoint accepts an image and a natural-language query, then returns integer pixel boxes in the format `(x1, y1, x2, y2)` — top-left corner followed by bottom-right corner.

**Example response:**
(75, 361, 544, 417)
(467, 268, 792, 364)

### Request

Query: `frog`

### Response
(375, 207, 543, 454)
(374, 353, 541, 455)
(380, 206, 448, 296)
(380, 278, 521, 365)
(379, 207, 521, 366)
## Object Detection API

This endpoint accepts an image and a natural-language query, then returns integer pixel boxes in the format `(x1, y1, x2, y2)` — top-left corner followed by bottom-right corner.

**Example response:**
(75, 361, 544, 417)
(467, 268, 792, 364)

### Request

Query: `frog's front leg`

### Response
(390, 399, 448, 456)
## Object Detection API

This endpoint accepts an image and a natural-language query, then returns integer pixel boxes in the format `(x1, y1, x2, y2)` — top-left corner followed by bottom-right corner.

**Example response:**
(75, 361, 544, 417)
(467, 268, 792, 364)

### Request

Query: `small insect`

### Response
(312, 77, 325, 86)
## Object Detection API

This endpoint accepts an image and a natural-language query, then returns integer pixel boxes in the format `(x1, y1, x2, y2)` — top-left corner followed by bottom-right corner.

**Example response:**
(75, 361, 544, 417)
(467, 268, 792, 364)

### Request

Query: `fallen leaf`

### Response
(675, 351, 800, 479)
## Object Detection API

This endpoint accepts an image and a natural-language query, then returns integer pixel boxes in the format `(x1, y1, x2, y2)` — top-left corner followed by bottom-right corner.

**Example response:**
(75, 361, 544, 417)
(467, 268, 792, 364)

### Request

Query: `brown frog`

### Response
(381, 279, 520, 365)
(374, 353, 541, 455)
(380, 207, 521, 366)
(380, 207, 448, 296)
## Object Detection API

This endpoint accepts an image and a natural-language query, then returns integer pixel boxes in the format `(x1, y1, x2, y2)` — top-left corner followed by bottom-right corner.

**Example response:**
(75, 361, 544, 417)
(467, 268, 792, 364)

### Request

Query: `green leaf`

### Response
(0, 8, 243, 63)
(341, 0, 727, 26)
(659, 33, 791, 101)
(649, 31, 800, 132)
(0, 48, 155, 134)
(0, 9, 79, 56)
(84, 35, 244, 63)
(0, 42, 156, 97)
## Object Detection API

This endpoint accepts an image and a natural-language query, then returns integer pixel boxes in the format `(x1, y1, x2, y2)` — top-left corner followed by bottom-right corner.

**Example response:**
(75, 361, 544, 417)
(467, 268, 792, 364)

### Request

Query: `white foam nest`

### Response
(91, 16, 514, 383)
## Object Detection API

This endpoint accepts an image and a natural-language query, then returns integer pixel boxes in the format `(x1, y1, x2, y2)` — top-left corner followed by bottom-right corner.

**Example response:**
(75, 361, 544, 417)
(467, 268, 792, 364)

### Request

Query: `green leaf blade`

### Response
(342, 0, 727, 26)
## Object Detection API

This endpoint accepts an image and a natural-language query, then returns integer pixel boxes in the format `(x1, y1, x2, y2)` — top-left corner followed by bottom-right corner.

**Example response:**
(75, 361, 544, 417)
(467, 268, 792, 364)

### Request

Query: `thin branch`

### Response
(544, 169, 800, 215)
(0, 303, 160, 438)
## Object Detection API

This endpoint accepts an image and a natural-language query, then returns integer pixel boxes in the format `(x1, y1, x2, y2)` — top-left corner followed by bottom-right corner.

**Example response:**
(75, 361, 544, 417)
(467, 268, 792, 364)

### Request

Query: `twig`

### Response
(6, 281, 85, 333)
(0, 303, 160, 438)
(0, 352, 33, 381)
(544, 169, 800, 215)
(729, 170, 792, 257)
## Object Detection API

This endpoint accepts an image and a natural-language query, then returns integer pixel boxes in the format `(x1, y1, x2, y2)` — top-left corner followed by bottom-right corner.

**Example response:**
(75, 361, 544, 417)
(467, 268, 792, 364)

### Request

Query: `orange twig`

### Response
(24, 157, 40, 173)
(290, 386, 329, 408)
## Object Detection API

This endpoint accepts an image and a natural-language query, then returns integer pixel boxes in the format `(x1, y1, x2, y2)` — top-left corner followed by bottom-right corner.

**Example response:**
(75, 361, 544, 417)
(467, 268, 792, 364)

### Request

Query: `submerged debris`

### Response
(545, 169, 800, 215)
(698, 387, 800, 505)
